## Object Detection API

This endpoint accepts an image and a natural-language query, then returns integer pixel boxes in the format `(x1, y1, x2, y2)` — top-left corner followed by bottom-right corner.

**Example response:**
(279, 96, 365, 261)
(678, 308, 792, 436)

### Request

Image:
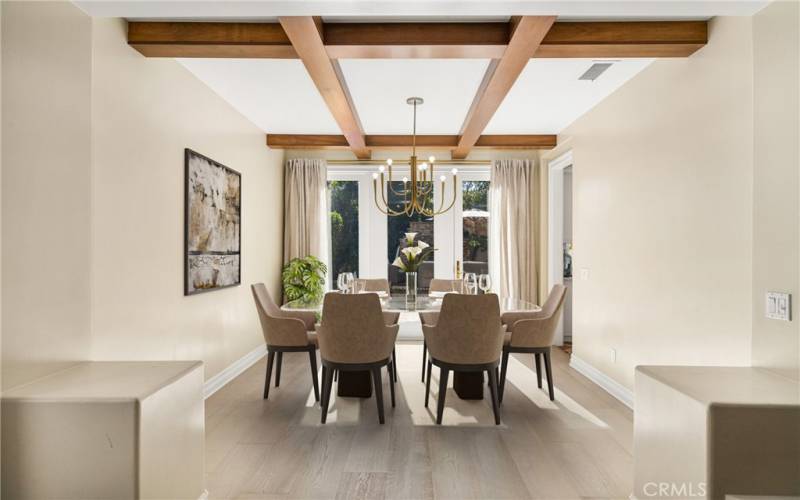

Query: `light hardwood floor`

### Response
(204, 343, 633, 500)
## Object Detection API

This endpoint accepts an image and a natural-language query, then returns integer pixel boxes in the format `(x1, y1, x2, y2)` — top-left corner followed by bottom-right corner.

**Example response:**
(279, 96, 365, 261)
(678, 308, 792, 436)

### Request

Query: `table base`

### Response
(453, 371, 485, 400)
(337, 370, 372, 398)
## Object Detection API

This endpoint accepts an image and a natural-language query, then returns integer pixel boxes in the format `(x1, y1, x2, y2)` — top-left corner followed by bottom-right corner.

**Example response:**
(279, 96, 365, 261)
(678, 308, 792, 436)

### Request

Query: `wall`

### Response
(90, 18, 285, 380)
(751, 0, 800, 381)
(1, 1, 93, 390)
(549, 16, 755, 390)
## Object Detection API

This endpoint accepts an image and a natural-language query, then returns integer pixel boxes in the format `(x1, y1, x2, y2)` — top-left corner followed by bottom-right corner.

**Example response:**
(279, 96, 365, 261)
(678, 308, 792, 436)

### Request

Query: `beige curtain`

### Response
(283, 159, 328, 266)
(489, 159, 540, 304)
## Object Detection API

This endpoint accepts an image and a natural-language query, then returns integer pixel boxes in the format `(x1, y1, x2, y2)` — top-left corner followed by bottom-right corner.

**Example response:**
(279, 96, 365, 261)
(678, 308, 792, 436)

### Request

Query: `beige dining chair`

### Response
(251, 283, 320, 401)
(317, 292, 399, 424)
(422, 293, 505, 425)
(418, 278, 463, 382)
(352, 278, 399, 382)
(499, 285, 567, 402)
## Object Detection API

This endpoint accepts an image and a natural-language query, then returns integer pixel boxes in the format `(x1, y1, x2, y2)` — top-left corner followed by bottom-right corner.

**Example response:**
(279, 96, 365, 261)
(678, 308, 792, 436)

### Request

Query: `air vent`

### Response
(578, 62, 614, 81)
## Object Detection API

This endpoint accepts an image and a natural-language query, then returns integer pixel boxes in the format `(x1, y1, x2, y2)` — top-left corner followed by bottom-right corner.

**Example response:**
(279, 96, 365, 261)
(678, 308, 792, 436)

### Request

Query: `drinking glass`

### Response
(479, 274, 492, 294)
(337, 273, 347, 293)
(463, 273, 478, 295)
(344, 272, 355, 293)
(451, 280, 463, 294)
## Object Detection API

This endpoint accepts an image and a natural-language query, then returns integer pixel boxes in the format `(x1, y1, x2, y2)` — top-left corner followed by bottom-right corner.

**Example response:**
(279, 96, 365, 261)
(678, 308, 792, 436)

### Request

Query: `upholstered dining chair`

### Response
(251, 283, 320, 402)
(418, 278, 463, 382)
(422, 293, 505, 425)
(499, 284, 567, 402)
(352, 278, 399, 382)
(317, 293, 399, 424)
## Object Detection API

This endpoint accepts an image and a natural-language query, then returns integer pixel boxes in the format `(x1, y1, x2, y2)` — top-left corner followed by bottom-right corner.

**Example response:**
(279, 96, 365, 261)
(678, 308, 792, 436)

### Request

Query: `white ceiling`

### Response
(74, 1, 768, 19)
(180, 57, 654, 136)
(484, 58, 654, 134)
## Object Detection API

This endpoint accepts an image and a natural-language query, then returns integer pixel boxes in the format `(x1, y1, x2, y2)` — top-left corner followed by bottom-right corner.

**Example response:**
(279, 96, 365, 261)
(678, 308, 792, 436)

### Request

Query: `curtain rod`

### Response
(325, 159, 492, 166)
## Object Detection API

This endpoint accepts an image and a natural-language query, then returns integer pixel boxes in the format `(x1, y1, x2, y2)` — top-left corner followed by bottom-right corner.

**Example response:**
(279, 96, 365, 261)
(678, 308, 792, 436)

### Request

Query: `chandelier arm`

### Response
(432, 176, 459, 215)
(373, 180, 406, 216)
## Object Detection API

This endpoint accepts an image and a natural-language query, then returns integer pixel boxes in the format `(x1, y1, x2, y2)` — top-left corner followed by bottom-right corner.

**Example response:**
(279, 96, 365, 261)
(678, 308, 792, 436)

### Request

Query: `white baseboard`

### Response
(204, 344, 266, 399)
(569, 354, 634, 409)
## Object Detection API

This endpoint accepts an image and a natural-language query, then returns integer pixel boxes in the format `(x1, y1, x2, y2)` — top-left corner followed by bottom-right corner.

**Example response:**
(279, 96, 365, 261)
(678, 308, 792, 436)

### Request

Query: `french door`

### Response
(327, 165, 490, 292)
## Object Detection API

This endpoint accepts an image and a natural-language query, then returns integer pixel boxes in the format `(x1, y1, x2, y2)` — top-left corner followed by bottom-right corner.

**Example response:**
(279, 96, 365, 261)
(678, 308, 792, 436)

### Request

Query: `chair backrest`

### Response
(429, 293, 503, 365)
(429, 278, 463, 293)
(507, 285, 567, 348)
(317, 292, 391, 364)
(354, 278, 390, 293)
(251, 283, 306, 346)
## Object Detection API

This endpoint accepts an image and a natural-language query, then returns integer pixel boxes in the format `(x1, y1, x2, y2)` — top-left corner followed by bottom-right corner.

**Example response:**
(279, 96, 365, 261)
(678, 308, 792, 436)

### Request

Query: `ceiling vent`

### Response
(578, 62, 615, 82)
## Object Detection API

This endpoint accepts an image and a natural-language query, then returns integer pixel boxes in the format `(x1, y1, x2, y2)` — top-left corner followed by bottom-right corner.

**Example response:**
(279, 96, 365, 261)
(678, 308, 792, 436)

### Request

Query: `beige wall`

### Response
(1, 1, 93, 390)
(90, 18, 284, 380)
(751, 0, 800, 381)
(548, 17, 756, 390)
(1, 3, 285, 390)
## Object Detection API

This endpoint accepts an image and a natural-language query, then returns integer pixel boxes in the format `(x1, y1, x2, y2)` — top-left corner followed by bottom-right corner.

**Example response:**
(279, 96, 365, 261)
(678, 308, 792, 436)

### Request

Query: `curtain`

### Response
(283, 159, 328, 268)
(489, 159, 540, 304)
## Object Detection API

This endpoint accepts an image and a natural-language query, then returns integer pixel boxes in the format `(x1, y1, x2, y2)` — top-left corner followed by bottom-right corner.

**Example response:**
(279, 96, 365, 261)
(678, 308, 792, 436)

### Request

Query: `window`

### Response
(328, 180, 359, 282)
(461, 180, 489, 276)
(386, 181, 434, 293)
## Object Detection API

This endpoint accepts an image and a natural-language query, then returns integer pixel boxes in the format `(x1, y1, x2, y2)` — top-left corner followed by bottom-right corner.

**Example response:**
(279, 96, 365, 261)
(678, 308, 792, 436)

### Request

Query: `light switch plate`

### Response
(580, 268, 589, 281)
(765, 292, 792, 321)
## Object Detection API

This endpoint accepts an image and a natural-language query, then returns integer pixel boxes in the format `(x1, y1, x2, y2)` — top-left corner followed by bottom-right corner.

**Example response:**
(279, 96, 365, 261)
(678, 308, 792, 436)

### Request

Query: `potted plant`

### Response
(392, 232, 435, 302)
(282, 255, 327, 303)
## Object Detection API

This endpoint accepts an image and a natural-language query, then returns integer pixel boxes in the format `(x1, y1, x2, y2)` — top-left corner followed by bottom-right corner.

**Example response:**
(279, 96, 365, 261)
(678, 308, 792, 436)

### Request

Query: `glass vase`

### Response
(405, 272, 418, 303)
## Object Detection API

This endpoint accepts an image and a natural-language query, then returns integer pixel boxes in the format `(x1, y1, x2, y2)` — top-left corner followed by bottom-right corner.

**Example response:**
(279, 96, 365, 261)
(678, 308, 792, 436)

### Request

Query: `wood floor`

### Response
(204, 343, 633, 500)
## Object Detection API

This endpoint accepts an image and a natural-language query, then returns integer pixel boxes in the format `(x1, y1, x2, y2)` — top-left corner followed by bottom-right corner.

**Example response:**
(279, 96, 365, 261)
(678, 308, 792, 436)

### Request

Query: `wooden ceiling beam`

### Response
(452, 16, 556, 159)
(266, 134, 557, 150)
(278, 16, 370, 159)
(128, 20, 708, 59)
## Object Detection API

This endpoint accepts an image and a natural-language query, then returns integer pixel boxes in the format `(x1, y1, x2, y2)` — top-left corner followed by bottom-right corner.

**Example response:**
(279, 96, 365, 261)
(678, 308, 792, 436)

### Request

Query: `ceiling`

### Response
(179, 57, 653, 136)
(74, 1, 767, 19)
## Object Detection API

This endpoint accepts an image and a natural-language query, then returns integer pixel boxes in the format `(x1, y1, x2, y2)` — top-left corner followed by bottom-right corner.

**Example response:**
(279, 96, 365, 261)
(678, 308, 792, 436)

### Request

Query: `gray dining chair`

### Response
(317, 292, 399, 424)
(422, 293, 505, 425)
(418, 278, 463, 382)
(251, 283, 320, 401)
(499, 285, 567, 402)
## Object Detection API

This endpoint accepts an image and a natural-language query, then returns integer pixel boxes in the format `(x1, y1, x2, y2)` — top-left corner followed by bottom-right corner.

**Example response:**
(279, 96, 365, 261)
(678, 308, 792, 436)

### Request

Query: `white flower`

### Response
(405, 232, 417, 244)
(402, 246, 423, 258)
(417, 240, 429, 249)
(392, 256, 406, 270)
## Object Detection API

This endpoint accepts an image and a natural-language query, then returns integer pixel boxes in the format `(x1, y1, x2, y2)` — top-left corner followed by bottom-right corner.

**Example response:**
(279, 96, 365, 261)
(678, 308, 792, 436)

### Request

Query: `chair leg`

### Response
(372, 367, 385, 424)
(320, 366, 334, 424)
(487, 367, 501, 425)
(388, 363, 396, 408)
(424, 359, 433, 408)
(499, 350, 510, 403)
(308, 349, 320, 402)
(436, 368, 449, 425)
(421, 342, 427, 382)
(275, 352, 283, 387)
(264, 351, 275, 399)
(543, 349, 555, 401)
(534, 352, 543, 388)
(392, 348, 398, 382)
(334, 369, 338, 382)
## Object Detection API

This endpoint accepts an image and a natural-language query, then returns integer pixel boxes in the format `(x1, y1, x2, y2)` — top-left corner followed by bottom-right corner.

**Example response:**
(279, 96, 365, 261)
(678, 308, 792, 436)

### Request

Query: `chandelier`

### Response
(372, 97, 458, 217)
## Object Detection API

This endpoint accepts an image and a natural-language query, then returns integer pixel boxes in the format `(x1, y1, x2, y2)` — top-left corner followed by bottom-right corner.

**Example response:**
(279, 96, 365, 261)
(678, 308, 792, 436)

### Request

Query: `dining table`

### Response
(282, 292, 541, 400)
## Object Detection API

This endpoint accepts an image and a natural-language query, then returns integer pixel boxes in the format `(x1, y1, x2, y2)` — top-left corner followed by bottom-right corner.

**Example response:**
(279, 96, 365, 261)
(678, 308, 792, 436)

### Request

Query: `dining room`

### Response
(2, 1, 799, 499)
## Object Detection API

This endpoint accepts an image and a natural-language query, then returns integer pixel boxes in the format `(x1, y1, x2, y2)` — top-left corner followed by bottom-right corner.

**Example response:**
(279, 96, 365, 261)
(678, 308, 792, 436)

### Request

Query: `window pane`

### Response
(462, 180, 489, 276)
(328, 181, 359, 280)
(387, 181, 434, 293)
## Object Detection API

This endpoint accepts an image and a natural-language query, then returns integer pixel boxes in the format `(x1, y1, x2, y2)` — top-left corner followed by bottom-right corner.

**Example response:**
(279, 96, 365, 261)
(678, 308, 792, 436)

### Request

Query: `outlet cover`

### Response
(766, 292, 792, 321)
(580, 268, 589, 281)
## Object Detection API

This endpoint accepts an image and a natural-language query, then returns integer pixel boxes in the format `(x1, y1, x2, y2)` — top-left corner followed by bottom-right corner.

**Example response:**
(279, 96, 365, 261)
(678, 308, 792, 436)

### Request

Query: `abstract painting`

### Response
(184, 149, 241, 295)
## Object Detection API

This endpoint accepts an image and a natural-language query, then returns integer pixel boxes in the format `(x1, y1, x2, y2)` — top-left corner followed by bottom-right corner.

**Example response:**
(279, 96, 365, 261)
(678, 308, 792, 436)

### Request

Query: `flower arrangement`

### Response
(392, 232, 435, 273)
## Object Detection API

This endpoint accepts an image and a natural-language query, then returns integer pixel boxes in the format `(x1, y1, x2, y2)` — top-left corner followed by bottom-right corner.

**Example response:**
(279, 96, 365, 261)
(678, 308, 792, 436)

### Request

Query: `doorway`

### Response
(547, 151, 573, 346)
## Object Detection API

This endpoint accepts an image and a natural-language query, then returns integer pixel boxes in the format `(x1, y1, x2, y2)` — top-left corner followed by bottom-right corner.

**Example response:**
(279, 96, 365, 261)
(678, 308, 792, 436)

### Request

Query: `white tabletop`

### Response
(282, 293, 541, 314)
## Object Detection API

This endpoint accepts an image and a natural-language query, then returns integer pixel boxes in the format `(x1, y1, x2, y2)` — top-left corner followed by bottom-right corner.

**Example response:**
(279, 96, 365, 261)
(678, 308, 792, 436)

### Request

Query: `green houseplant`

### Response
(282, 255, 327, 303)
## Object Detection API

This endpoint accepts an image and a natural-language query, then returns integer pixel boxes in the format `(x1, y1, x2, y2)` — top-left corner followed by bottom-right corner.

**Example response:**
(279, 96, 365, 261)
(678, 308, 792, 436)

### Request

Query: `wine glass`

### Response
(463, 273, 477, 295)
(479, 274, 492, 294)
(344, 272, 355, 293)
(337, 273, 347, 293)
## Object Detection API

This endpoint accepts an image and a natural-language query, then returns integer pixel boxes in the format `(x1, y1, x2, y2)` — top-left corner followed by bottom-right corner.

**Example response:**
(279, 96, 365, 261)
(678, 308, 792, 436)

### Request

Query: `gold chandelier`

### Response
(372, 97, 458, 217)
